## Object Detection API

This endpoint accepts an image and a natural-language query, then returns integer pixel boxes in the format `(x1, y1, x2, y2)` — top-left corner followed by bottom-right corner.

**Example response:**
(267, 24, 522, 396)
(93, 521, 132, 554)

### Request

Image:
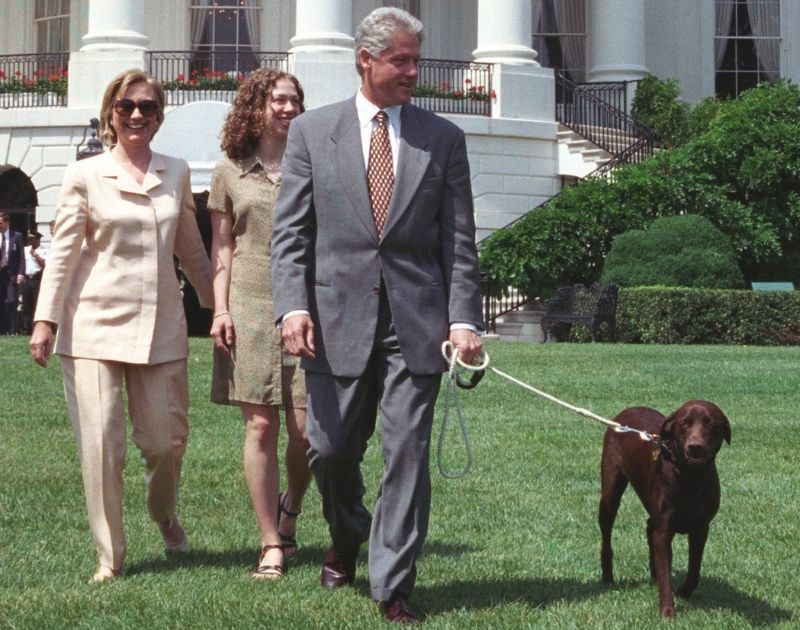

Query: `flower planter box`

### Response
(0, 91, 63, 108)
(411, 96, 489, 116)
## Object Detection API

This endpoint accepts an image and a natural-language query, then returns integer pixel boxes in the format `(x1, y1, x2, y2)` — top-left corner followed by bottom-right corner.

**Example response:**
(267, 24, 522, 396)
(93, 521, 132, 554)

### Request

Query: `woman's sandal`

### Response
(251, 544, 285, 580)
(278, 491, 302, 558)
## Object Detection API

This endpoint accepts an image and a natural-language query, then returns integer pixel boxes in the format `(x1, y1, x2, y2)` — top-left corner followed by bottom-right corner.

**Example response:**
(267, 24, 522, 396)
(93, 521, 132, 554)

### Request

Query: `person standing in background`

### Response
(20, 230, 45, 335)
(0, 212, 26, 334)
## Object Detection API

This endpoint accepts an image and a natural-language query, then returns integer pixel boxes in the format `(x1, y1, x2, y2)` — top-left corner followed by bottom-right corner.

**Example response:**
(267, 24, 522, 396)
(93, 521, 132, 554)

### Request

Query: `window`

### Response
(532, 0, 586, 83)
(189, 0, 262, 74)
(383, 0, 421, 18)
(35, 0, 70, 53)
(715, 0, 780, 98)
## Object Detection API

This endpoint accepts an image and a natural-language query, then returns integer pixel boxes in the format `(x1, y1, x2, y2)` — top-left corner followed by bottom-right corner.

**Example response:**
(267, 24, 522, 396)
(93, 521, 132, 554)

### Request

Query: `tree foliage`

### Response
(479, 80, 800, 296)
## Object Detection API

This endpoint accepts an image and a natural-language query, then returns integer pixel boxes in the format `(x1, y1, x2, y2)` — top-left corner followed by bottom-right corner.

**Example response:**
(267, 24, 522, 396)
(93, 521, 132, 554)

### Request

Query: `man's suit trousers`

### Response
(305, 288, 441, 602)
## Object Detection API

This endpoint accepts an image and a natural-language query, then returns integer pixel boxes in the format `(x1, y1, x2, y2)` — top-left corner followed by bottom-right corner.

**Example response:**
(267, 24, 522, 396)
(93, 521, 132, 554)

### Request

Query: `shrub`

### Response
(631, 75, 691, 147)
(617, 287, 800, 345)
(479, 177, 645, 298)
(601, 214, 744, 289)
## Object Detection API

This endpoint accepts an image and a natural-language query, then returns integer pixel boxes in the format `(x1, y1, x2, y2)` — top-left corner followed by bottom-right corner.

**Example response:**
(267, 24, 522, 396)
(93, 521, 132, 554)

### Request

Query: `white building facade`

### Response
(1, 0, 797, 241)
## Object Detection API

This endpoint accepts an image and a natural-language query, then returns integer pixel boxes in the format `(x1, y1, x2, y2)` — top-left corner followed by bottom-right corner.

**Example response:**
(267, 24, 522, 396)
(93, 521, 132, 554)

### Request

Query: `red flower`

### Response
(48, 74, 59, 82)
(14, 70, 21, 77)
(176, 73, 185, 81)
(440, 81, 449, 91)
(490, 89, 497, 100)
(464, 78, 472, 84)
(453, 89, 463, 98)
(191, 69, 199, 77)
(0, 70, 5, 79)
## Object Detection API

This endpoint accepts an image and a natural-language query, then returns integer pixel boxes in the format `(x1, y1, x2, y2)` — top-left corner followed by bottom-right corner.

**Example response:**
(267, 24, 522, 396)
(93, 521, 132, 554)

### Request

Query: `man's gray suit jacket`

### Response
(271, 97, 482, 378)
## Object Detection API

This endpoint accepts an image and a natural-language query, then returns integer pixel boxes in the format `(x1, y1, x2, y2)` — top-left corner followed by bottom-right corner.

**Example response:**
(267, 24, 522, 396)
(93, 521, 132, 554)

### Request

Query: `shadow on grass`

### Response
(417, 575, 791, 626)
(124, 544, 361, 576)
(418, 576, 606, 615)
(681, 576, 793, 625)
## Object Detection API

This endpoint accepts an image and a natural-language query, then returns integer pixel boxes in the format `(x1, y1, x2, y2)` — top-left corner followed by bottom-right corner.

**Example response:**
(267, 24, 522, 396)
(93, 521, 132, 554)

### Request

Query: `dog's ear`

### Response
(660, 413, 676, 440)
(720, 412, 731, 444)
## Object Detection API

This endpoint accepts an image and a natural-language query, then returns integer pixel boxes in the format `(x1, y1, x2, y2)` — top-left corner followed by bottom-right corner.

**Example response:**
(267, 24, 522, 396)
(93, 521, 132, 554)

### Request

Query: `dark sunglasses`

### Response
(113, 98, 159, 117)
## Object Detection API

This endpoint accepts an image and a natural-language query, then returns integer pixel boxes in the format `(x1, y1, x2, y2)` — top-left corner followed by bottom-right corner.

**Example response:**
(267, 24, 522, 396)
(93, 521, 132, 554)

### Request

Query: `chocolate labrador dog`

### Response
(598, 400, 731, 618)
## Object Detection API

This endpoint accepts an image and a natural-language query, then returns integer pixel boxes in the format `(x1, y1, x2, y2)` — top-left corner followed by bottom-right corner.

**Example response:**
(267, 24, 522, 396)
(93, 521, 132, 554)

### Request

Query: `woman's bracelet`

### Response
(213, 311, 230, 319)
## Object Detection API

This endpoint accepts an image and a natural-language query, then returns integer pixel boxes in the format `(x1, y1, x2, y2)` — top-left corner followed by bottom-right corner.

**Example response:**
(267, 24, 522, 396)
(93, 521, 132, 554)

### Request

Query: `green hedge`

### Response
(617, 287, 800, 345)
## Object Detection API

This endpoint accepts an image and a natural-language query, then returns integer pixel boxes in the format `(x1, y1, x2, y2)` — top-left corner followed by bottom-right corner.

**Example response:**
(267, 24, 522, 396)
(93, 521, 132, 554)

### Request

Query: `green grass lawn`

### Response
(1, 337, 798, 628)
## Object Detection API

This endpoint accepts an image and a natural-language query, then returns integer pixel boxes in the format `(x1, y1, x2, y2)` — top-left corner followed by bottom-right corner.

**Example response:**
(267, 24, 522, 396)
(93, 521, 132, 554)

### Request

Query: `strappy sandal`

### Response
(251, 544, 285, 580)
(278, 491, 302, 558)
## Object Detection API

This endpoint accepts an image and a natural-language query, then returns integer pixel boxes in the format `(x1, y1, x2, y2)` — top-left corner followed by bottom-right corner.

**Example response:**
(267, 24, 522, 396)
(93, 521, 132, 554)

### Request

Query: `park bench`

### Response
(540, 283, 618, 343)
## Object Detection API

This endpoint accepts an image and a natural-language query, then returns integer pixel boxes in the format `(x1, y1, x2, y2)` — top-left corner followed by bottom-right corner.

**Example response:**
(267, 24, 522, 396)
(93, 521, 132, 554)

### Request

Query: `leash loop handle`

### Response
(436, 342, 490, 478)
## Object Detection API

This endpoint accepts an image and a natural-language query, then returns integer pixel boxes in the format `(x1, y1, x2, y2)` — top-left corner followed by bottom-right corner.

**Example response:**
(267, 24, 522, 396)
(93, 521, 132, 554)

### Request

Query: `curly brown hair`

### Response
(221, 69, 305, 160)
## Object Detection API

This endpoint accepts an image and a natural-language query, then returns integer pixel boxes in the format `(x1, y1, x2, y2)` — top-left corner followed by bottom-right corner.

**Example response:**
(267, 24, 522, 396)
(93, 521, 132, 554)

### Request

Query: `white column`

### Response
(587, 0, 648, 83)
(472, 0, 538, 65)
(68, 0, 149, 109)
(289, 0, 359, 109)
(81, 0, 149, 50)
(473, 0, 554, 122)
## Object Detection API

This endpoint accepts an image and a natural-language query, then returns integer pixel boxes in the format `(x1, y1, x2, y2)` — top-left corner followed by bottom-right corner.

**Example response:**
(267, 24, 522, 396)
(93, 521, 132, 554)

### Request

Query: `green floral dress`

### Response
(208, 154, 305, 408)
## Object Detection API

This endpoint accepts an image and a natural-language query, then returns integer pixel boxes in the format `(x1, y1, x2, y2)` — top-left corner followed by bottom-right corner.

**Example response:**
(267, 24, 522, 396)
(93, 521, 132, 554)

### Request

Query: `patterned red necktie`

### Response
(367, 110, 394, 237)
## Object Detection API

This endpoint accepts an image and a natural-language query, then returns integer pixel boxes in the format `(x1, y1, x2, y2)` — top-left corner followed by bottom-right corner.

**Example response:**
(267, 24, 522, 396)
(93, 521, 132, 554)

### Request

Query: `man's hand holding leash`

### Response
(448, 328, 482, 367)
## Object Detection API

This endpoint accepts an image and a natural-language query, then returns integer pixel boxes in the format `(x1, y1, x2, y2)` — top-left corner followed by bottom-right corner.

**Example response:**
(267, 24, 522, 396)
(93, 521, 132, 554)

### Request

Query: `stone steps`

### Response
(494, 308, 546, 343)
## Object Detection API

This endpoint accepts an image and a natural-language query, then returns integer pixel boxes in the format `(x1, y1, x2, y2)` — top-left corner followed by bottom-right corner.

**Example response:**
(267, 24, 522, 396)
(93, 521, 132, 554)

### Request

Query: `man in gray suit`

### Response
(272, 7, 483, 623)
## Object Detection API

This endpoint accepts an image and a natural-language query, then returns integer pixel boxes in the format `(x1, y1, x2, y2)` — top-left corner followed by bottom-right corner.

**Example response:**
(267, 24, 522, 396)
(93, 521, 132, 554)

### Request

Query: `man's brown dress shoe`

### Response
(381, 599, 421, 625)
(320, 545, 358, 588)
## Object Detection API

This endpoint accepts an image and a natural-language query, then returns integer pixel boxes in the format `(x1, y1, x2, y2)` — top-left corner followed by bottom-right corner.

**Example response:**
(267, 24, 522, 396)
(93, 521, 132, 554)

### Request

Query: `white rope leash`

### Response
(437, 342, 660, 478)
(487, 366, 659, 442)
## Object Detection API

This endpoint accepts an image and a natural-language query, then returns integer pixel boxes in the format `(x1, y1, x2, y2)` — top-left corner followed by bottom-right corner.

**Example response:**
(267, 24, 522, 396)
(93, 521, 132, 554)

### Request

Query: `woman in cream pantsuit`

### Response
(29, 70, 213, 583)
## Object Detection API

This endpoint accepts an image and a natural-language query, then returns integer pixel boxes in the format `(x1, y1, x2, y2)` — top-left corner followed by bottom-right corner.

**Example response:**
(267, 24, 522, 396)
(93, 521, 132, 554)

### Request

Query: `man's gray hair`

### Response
(354, 7, 424, 75)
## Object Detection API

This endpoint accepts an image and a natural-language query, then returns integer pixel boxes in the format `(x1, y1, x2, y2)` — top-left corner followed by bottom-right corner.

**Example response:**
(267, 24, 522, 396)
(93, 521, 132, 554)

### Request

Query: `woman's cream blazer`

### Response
(36, 151, 213, 364)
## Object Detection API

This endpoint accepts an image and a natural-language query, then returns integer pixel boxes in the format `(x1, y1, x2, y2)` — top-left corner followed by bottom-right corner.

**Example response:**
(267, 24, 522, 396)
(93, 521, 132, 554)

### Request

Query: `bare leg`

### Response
(241, 403, 283, 574)
(279, 406, 312, 555)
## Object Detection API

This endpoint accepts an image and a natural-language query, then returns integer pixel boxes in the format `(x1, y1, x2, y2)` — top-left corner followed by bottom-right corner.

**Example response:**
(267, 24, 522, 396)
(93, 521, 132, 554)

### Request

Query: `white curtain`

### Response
(190, 1, 211, 50)
(746, 0, 780, 82)
(714, 1, 734, 70)
(553, 0, 585, 82)
(242, 0, 261, 50)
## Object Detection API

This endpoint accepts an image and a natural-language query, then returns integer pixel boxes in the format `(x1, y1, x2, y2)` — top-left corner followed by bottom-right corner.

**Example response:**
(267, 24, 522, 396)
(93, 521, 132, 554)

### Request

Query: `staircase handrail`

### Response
(556, 71, 659, 159)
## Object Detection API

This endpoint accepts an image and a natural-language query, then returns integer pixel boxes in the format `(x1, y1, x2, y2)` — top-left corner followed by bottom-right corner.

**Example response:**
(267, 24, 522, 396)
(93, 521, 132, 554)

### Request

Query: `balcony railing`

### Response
(414, 59, 493, 116)
(146, 50, 290, 105)
(1, 50, 492, 117)
(0, 53, 70, 109)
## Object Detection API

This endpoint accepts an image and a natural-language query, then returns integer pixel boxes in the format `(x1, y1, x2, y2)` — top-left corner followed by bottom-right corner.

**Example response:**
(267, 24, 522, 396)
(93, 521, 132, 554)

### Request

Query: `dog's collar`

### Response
(653, 439, 676, 463)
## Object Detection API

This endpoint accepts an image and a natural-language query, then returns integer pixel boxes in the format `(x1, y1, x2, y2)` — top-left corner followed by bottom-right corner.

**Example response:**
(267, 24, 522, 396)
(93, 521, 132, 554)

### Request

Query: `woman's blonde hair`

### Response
(98, 69, 166, 147)
(221, 68, 305, 160)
